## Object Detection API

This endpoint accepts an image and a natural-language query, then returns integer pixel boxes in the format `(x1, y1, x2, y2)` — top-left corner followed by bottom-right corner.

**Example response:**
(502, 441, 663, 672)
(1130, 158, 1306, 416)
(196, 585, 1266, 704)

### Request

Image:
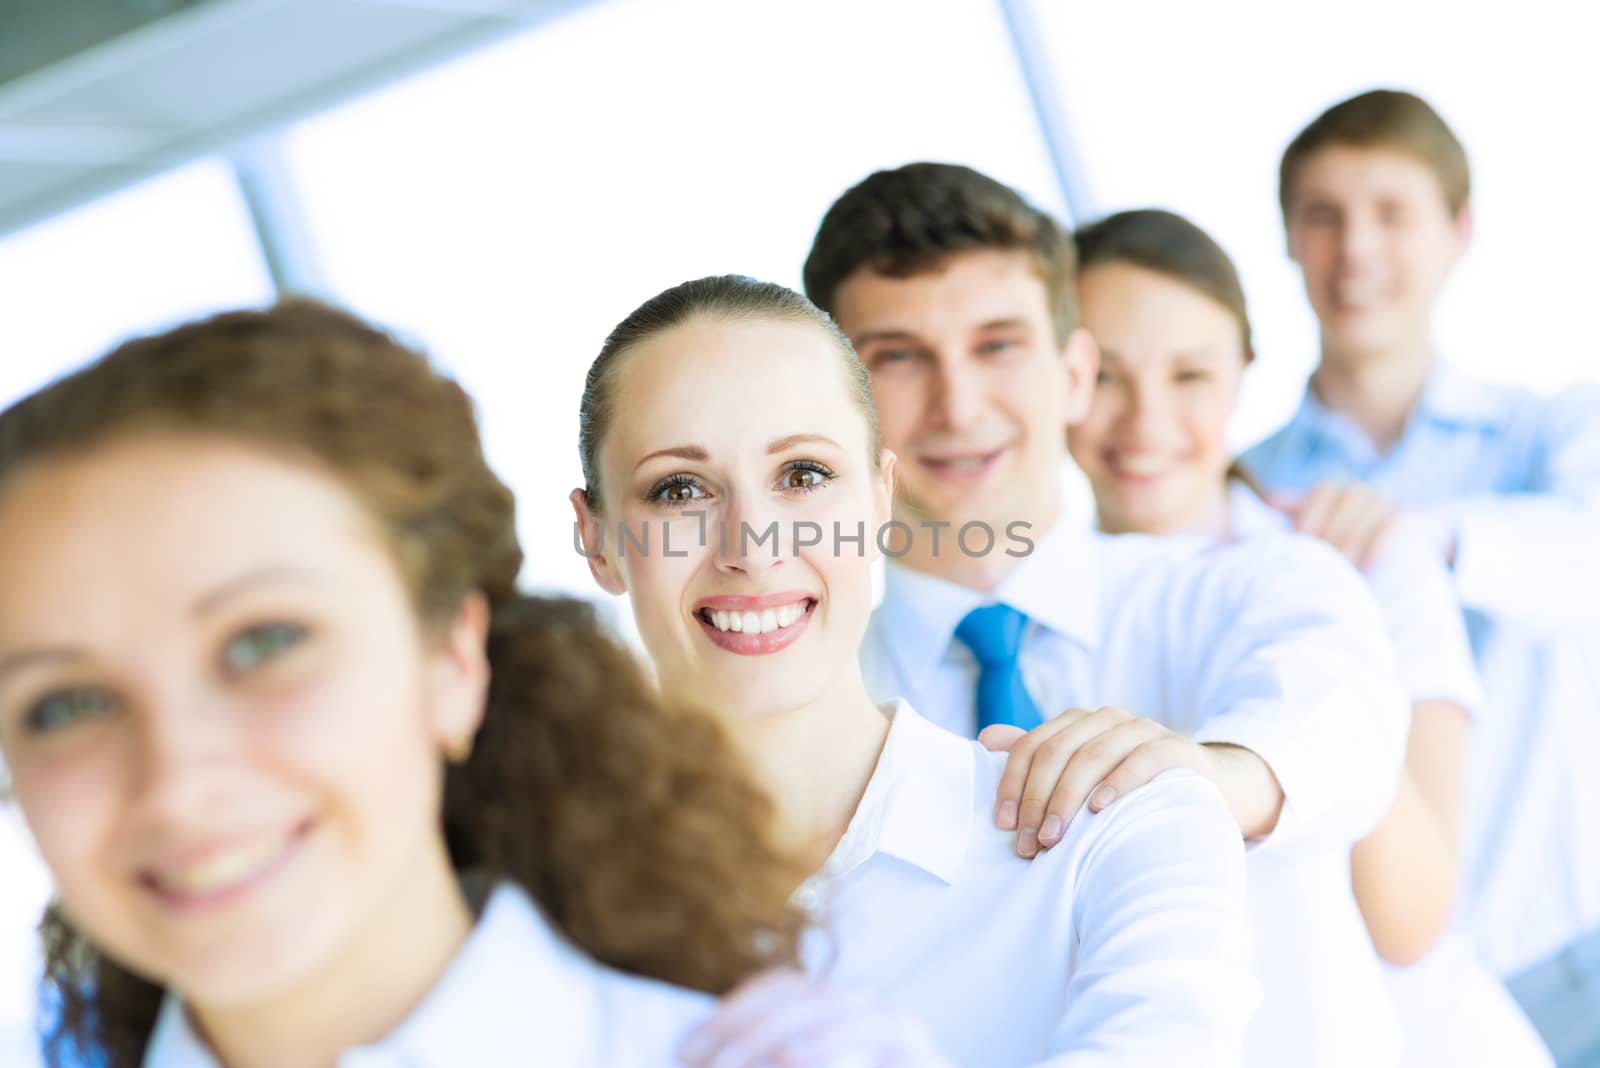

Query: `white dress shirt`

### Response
(1228, 482, 1551, 1068)
(143, 882, 714, 1067)
(1227, 481, 1483, 715)
(1244, 368, 1600, 978)
(801, 700, 1257, 1068)
(861, 521, 1411, 1068)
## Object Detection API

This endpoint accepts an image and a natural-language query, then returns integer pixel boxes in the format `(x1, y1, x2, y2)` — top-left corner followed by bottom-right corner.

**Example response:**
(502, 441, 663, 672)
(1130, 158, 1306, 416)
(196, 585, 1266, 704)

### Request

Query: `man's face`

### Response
(830, 248, 1096, 536)
(1285, 145, 1470, 363)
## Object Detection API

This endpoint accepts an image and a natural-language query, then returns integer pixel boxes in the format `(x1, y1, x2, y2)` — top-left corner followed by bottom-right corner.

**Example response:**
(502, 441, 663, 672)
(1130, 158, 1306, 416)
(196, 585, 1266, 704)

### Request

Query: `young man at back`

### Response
(1242, 88, 1600, 1066)
(804, 162, 1411, 1068)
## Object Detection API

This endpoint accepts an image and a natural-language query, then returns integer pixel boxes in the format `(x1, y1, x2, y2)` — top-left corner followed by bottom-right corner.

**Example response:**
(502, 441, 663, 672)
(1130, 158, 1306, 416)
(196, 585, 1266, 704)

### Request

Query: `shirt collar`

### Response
(1413, 362, 1506, 427)
(875, 517, 1102, 683)
(1291, 360, 1504, 457)
(145, 883, 595, 1067)
(820, 700, 974, 888)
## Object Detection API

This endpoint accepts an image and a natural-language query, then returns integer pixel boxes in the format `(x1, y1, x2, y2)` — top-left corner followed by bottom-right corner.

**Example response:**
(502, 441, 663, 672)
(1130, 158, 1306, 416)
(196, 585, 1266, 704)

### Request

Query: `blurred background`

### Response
(2, 0, 1596, 1054)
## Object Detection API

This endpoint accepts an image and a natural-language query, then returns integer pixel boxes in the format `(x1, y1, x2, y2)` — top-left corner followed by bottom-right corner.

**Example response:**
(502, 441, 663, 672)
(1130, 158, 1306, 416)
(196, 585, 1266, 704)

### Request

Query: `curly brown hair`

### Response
(0, 300, 808, 1068)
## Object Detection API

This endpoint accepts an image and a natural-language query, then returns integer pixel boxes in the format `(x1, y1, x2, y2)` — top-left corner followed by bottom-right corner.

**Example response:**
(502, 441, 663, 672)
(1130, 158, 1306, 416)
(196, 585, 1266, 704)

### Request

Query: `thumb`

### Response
(1265, 490, 1300, 515)
(978, 724, 1027, 752)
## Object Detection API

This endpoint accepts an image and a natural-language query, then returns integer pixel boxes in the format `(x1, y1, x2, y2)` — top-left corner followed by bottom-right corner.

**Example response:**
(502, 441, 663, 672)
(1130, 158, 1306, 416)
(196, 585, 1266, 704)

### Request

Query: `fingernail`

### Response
(1017, 827, 1039, 857)
(1090, 785, 1117, 811)
(997, 800, 1018, 829)
(1040, 814, 1063, 843)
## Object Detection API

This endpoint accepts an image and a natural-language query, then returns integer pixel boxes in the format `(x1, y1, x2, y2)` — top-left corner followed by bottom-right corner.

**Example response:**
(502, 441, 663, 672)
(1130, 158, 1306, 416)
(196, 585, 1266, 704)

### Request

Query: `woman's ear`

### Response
(570, 488, 626, 596)
(876, 448, 897, 527)
(429, 590, 490, 762)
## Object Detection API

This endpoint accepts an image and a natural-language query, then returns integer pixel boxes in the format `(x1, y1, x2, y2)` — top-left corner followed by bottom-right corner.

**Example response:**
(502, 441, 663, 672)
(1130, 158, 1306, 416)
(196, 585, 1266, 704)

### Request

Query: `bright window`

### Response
(1034, 0, 1600, 448)
(0, 159, 274, 408)
(282, 0, 1062, 599)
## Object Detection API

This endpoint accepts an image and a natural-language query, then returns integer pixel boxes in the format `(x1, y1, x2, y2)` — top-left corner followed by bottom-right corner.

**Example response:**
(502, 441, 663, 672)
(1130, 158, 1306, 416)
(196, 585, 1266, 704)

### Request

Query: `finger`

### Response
(1290, 482, 1342, 537)
(694, 991, 860, 1068)
(1039, 717, 1168, 840)
(1012, 708, 1131, 853)
(1313, 492, 1367, 558)
(1346, 498, 1395, 568)
(1353, 511, 1398, 573)
(762, 1013, 932, 1068)
(1265, 489, 1301, 513)
(991, 709, 1091, 830)
(977, 723, 1026, 753)
(1091, 735, 1204, 812)
(1319, 489, 1387, 561)
(681, 971, 811, 1061)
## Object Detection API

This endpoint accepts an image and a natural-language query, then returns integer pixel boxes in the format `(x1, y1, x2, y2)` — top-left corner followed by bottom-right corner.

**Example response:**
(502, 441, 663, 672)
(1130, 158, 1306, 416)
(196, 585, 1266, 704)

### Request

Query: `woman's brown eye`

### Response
(667, 483, 695, 502)
(787, 470, 818, 489)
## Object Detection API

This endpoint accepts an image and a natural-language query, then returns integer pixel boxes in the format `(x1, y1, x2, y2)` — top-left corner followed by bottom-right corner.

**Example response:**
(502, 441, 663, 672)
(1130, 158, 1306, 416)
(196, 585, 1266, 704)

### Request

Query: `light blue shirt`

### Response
(1243, 363, 1600, 977)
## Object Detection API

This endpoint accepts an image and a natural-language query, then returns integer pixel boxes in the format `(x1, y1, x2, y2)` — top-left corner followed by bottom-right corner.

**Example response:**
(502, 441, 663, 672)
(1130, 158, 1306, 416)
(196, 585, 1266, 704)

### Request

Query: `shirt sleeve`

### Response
(1365, 525, 1485, 717)
(1435, 382, 1600, 631)
(1185, 534, 1411, 856)
(1037, 771, 1258, 1068)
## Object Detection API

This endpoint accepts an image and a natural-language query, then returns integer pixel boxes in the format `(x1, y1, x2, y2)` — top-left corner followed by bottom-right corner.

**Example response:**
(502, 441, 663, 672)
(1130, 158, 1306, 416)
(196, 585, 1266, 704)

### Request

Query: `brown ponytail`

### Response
(1, 301, 805, 1067)
(447, 594, 806, 991)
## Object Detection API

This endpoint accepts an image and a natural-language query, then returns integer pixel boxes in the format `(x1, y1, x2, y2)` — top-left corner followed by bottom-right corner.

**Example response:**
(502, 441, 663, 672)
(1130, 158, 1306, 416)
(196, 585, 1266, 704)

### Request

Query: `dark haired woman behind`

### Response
(1068, 208, 1550, 1068)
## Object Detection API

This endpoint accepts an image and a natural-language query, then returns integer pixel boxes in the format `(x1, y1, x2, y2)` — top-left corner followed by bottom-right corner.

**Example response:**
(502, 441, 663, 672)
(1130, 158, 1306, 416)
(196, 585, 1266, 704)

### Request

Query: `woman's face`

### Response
(578, 315, 892, 719)
(0, 433, 485, 1007)
(1069, 262, 1247, 535)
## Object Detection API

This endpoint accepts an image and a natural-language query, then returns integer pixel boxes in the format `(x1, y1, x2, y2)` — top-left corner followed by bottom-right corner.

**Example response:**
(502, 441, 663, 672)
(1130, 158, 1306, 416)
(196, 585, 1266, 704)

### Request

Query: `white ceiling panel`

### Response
(0, 0, 592, 234)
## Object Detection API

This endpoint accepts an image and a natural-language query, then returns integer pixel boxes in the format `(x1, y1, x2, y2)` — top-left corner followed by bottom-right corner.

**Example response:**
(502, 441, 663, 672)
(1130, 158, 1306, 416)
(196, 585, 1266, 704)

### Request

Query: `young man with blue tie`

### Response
(803, 162, 1413, 1068)
(1241, 89, 1600, 1067)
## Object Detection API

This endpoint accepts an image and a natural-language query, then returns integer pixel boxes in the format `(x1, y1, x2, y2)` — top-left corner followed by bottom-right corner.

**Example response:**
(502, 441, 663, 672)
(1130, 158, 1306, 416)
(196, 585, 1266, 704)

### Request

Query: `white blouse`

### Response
(799, 700, 1258, 1068)
(143, 882, 714, 1067)
(862, 518, 1411, 1068)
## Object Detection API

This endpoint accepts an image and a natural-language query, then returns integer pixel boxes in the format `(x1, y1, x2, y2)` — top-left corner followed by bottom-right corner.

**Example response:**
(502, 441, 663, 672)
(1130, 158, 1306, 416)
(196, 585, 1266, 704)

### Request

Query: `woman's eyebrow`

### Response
(0, 646, 82, 687)
(633, 444, 710, 472)
(767, 434, 841, 455)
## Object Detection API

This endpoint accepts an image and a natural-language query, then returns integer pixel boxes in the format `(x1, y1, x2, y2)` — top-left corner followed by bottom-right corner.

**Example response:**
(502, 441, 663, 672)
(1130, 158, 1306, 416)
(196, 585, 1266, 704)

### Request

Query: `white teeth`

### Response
(154, 838, 288, 895)
(1335, 280, 1385, 305)
(1114, 455, 1172, 476)
(705, 601, 811, 635)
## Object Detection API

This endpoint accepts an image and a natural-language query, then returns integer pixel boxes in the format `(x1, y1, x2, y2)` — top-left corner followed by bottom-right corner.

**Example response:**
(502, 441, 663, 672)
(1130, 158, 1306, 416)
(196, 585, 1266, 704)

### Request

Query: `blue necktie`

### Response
(954, 604, 1042, 733)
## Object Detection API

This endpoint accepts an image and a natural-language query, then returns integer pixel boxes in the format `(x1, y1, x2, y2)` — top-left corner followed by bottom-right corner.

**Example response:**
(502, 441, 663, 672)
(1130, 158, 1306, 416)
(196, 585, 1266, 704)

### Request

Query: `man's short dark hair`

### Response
(803, 163, 1078, 342)
(1280, 89, 1470, 217)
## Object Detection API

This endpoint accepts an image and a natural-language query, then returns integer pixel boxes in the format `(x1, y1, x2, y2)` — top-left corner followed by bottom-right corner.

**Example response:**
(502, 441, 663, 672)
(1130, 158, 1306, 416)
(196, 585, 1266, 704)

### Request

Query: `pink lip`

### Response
(919, 446, 1008, 483)
(695, 599, 816, 657)
(139, 818, 316, 913)
(694, 590, 816, 612)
